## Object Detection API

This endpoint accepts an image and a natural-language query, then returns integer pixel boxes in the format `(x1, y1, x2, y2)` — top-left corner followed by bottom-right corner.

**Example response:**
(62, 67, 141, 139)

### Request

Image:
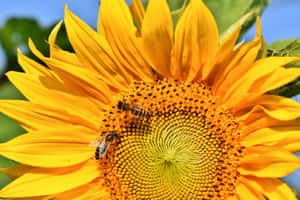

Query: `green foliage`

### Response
(0, 80, 24, 172)
(267, 38, 300, 97)
(0, 18, 72, 74)
(0, 80, 25, 142)
(0, 106, 25, 142)
(0, 79, 24, 100)
(0, 18, 49, 72)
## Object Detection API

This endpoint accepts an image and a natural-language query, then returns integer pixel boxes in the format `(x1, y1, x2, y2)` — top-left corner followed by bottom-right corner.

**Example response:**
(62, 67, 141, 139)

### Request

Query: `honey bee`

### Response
(89, 131, 118, 160)
(117, 100, 150, 118)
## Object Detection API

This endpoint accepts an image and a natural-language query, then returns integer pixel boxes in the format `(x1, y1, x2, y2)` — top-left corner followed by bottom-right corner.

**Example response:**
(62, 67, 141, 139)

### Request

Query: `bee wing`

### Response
(88, 138, 101, 147)
(98, 142, 111, 158)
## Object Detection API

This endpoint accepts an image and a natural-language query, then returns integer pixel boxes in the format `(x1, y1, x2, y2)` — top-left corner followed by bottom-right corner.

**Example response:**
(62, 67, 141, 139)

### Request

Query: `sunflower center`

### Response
(98, 79, 244, 200)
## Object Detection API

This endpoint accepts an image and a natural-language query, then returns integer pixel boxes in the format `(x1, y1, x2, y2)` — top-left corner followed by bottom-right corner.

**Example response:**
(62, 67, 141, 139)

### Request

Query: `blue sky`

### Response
(246, 0, 300, 43)
(0, 0, 300, 193)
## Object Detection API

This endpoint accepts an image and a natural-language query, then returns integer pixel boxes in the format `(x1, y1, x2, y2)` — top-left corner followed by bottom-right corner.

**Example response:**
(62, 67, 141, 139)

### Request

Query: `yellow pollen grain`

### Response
(97, 79, 244, 200)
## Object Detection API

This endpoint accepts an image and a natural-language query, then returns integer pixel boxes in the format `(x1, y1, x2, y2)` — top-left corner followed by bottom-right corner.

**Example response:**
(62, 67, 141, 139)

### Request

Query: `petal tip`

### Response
(256, 16, 262, 37)
(64, 4, 72, 19)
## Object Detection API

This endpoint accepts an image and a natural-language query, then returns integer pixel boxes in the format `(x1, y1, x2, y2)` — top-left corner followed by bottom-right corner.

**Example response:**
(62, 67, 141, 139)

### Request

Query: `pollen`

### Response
(98, 79, 244, 200)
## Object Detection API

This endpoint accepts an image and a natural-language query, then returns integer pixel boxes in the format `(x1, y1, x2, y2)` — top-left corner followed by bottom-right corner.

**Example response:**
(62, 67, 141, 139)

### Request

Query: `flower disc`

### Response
(99, 79, 244, 200)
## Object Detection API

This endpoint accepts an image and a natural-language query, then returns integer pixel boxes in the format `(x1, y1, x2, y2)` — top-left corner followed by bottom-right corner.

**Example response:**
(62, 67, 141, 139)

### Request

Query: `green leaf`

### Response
(0, 172, 12, 190)
(267, 38, 300, 97)
(0, 156, 19, 169)
(238, 0, 269, 37)
(219, 9, 255, 42)
(267, 38, 300, 66)
(204, 0, 249, 35)
(267, 39, 298, 53)
(204, 0, 269, 40)
(269, 78, 300, 98)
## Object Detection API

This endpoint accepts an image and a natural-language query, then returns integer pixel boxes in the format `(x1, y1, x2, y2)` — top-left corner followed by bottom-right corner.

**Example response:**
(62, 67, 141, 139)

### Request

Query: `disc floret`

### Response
(99, 79, 244, 200)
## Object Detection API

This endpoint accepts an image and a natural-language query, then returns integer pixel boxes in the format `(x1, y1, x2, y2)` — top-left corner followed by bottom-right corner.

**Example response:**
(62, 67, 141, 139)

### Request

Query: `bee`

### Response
(89, 131, 118, 160)
(117, 100, 150, 119)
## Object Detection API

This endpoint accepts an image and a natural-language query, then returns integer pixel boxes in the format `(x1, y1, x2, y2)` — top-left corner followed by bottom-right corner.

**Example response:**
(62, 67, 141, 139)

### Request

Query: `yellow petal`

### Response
(243, 123, 299, 147)
(223, 57, 300, 108)
(242, 115, 280, 137)
(17, 49, 82, 95)
(236, 95, 300, 121)
(18, 49, 82, 98)
(99, 0, 153, 81)
(64, 6, 132, 88)
(4, 196, 44, 200)
(0, 127, 95, 168)
(281, 140, 300, 153)
(243, 120, 300, 152)
(227, 195, 239, 200)
(98, 0, 135, 34)
(235, 177, 265, 200)
(251, 67, 300, 96)
(244, 176, 298, 200)
(258, 95, 300, 121)
(35, 57, 113, 105)
(48, 20, 62, 47)
(214, 18, 261, 96)
(215, 26, 241, 65)
(17, 50, 51, 79)
(141, 0, 173, 78)
(0, 165, 33, 180)
(48, 21, 87, 69)
(0, 100, 90, 131)
(238, 106, 278, 136)
(28, 37, 114, 103)
(0, 160, 99, 198)
(129, 0, 145, 31)
(3, 182, 109, 200)
(27, 38, 106, 98)
(172, 0, 219, 81)
(206, 25, 241, 85)
(239, 146, 300, 177)
(49, 181, 110, 200)
(6, 72, 103, 130)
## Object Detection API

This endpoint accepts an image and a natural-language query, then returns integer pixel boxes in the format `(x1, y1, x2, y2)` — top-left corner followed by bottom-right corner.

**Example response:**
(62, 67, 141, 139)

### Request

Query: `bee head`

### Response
(106, 131, 118, 142)
(112, 131, 118, 138)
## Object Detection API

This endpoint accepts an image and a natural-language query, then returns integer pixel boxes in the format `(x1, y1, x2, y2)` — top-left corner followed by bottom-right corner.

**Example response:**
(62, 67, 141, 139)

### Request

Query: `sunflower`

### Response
(1, 0, 300, 199)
